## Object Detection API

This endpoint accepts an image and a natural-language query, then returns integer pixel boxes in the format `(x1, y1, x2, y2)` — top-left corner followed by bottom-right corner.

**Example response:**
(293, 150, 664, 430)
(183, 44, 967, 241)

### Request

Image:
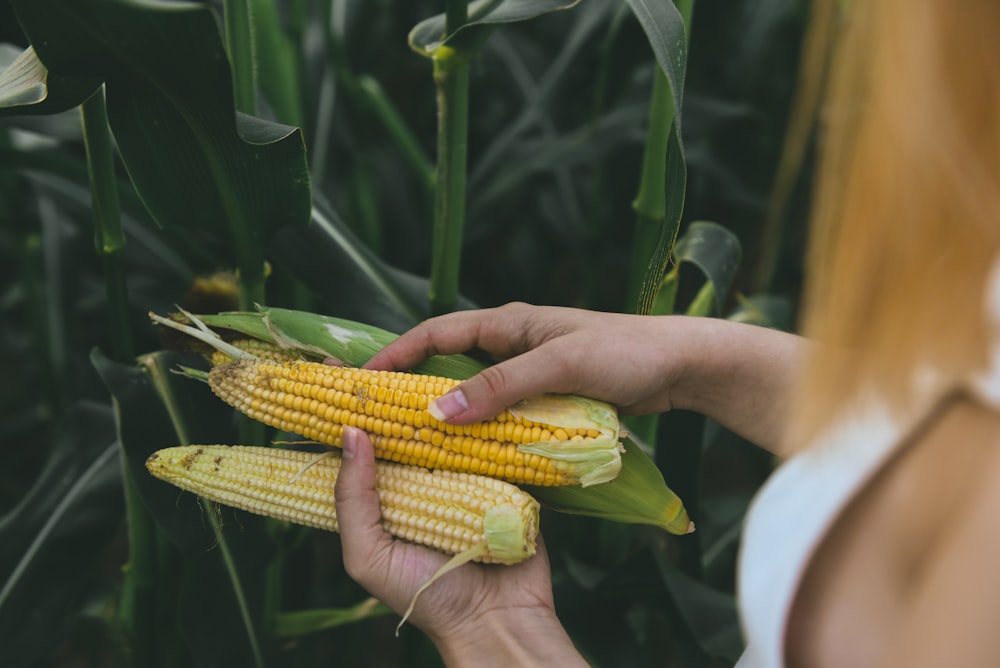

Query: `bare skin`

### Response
(785, 395, 1000, 668)
(365, 303, 808, 456)
(334, 304, 805, 664)
(335, 426, 586, 667)
(334, 303, 1000, 666)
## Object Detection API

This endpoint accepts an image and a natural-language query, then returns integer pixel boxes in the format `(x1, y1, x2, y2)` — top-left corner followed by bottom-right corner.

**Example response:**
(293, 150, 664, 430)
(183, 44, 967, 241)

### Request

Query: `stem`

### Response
(81, 88, 133, 362)
(222, 0, 265, 309)
(203, 500, 267, 668)
(81, 88, 157, 664)
(20, 234, 59, 413)
(142, 355, 267, 667)
(116, 466, 159, 667)
(225, 0, 257, 115)
(358, 75, 436, 191)
(320, 4, 435, 192)
(428, 46, 471, 314)
(624, 0, 695, 313)
(623, 0, 695, 446)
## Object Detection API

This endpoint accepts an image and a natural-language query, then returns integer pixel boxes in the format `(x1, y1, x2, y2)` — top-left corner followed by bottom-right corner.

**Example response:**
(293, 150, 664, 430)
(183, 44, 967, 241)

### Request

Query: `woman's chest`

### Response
(783, 398, 994, 667)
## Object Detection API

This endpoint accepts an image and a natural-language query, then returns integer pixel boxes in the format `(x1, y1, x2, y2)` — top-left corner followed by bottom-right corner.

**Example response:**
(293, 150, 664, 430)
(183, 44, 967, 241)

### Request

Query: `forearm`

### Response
(666, 317, 808, 456)
(430, 607, 588, 668)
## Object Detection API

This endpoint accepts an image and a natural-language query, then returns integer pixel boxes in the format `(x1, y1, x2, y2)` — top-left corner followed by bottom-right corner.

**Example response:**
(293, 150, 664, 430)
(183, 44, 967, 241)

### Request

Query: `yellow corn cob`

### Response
(208, 359, 623, 487)
(146, 444, 539, 564)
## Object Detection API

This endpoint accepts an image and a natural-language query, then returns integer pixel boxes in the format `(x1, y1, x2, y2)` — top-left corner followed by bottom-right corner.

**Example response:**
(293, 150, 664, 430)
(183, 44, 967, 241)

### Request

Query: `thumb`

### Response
(334, 427, 394, 586)
(428, 348, 578, 424)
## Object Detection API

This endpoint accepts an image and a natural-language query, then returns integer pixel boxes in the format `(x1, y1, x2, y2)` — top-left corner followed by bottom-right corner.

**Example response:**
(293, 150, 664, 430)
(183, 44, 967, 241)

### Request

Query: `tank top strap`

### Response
(969, 256, 1000, 407)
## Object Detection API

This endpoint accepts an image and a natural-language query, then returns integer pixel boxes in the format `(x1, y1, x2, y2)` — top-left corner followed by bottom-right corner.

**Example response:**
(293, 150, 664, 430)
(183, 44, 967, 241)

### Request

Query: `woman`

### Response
(333, 0, 1000, 665)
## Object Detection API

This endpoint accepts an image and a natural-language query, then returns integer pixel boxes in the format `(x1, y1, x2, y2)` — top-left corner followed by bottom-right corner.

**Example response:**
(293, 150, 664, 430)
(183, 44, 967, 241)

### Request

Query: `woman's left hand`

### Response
(334, 426, 586, 666)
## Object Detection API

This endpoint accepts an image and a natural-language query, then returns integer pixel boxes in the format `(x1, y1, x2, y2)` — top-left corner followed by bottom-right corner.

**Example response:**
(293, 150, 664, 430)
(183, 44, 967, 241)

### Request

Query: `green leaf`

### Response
(93, 350, 278, 666)
(651, 550, 743, 661)
(635, 121, 687, 315)
(0, 402, 123, 667)
(275, 598, 392, 638)
(272, 201, 427, 332)
(10, 0, 310, 290)
(0, 43, 99, 115)
(529, 439, 692, 534)
(468, 1, 614, 190)
(472, 103, 648, 218)
(625, 0, 691, 316)
(651, 266, 679, 316)
(673, 221, 742, 315)
(271, 197, 479, 333)
(251, 0, 304, 127)
(727, 293, 792, 330)
(594, 547, 743, 663)
(624, 0, 687, 128)
(409, 0, 581, 56)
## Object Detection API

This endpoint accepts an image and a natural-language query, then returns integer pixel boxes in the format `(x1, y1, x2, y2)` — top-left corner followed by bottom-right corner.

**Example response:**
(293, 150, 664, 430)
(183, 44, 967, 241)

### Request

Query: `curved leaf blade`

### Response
(275, 598, 392, 638)
(625, 0, 690, 316)
(271, 197, 478, 333)
(0, 43, 100, 115)
(625, 0, 687, 127)
(10, 0, 310, 282)
(0, 403, 123, 667)
(93, 350, 277, 666)
(409, 0, 581, 56)
(673, 221, 742, 315)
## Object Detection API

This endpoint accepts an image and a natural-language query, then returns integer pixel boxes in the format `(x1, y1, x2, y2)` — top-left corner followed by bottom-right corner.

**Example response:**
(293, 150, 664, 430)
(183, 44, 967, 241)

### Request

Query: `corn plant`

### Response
(0, 0, 811, 665)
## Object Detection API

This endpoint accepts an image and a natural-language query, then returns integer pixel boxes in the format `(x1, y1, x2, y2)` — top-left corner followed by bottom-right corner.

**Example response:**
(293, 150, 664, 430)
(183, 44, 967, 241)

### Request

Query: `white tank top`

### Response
(736, 271, 1000, 667)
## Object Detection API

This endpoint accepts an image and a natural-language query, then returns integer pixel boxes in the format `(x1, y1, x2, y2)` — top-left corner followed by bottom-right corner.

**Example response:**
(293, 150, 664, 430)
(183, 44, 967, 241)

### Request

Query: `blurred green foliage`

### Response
(0, 0, 813, 665)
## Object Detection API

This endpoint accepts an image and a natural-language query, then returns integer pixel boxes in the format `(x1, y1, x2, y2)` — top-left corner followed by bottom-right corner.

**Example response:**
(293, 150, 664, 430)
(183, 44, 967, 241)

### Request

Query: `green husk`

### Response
(511, 394, 623, 487)
(197, 306, 485, 378)
(483, 503, 538, 563)
(150, 307, 694, 534)
(528, 438, 692, 535)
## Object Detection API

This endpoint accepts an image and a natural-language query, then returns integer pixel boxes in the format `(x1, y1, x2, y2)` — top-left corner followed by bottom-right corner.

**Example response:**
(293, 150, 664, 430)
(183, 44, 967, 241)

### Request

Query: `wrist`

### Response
(663, 316, 805, 451)
(429, 606, 586, 667)
(655, 315, 727, 414)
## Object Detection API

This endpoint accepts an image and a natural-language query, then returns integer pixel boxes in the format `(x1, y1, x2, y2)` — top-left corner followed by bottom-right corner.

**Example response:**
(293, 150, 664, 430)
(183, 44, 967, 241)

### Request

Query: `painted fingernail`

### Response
(342, 426, 359, 459)
(428, 389, 468, 421)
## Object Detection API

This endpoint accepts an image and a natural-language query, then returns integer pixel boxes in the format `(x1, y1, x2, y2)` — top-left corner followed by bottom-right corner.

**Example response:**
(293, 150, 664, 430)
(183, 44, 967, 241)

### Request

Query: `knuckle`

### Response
(498, 300, 530, 313)
(476, 364, 511, 403)
(548, 345, 580, 377)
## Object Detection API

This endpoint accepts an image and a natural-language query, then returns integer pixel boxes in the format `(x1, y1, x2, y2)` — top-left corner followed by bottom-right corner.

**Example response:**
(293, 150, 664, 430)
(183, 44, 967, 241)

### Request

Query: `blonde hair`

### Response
(790, 0, 1000, 444)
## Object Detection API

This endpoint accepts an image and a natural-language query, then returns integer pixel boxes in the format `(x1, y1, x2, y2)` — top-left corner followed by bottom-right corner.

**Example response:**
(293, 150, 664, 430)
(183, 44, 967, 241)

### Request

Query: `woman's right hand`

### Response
(365, 302, 806, 454)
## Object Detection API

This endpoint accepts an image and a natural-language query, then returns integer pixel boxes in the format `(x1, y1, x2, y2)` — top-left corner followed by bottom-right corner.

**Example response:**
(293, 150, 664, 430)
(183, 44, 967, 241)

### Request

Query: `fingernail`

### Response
(428, 389, 468, 421)
(342, 426, 358, 459)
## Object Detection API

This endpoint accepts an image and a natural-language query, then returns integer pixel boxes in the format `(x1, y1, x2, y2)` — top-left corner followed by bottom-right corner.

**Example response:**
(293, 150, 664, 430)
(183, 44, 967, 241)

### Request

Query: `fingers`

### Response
(365, 303, 592, 423)
(427, 344, 583, 424)
(334, 426, 394, 590)
(364, 303, 544, 372)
